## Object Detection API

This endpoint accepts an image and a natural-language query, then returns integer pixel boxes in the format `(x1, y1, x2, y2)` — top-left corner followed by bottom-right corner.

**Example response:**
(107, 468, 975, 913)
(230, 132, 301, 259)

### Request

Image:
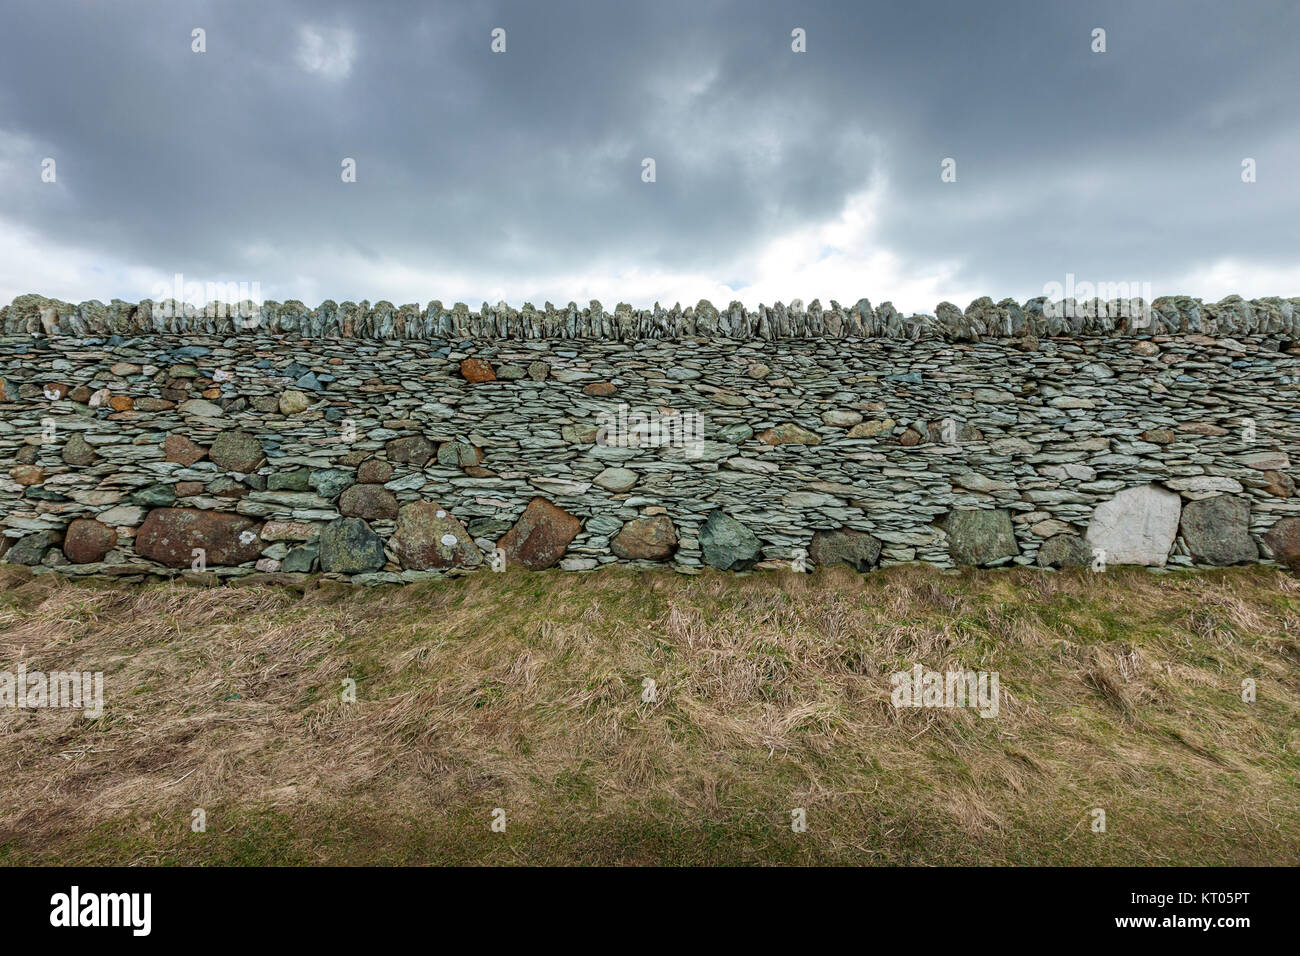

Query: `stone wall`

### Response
(3, 293, 1300, 584)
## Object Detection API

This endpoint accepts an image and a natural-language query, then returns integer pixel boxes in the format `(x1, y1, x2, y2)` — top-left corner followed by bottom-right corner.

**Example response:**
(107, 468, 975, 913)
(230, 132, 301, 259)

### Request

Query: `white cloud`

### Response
(236, 178, 982, 314)
(0, 217, 159, 305)
(295, 25, 356, 80)
(6, 179, 1300, 318)
(1164, 258, 1300, 305)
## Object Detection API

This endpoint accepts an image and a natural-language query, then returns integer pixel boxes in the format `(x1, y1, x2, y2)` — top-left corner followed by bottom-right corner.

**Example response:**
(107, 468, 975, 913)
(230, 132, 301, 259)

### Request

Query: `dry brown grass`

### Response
(0, 562, 1297, 865)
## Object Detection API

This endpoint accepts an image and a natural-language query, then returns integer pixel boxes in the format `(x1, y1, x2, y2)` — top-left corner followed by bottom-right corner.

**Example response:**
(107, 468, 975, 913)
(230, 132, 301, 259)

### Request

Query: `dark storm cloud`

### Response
(1, 0, 1297, 308)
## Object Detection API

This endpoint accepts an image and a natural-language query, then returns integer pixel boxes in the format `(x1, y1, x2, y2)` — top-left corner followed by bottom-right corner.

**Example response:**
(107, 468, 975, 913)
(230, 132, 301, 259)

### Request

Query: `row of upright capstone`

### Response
(5, 293, 1300, 342)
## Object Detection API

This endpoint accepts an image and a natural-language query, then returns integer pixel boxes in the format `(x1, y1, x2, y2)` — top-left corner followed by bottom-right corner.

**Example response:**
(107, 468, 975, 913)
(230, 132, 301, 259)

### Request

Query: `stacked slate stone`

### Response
(1, 292, 1298, 584)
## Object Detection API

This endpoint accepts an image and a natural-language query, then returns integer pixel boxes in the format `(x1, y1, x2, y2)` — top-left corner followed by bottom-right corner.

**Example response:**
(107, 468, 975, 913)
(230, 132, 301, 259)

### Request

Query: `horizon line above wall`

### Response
(5, 293, 1300, 343)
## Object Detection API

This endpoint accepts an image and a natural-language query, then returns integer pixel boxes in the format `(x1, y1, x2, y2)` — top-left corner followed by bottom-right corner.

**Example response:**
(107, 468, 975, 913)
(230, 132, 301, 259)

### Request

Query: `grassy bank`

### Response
(0, 563, 1297, 865)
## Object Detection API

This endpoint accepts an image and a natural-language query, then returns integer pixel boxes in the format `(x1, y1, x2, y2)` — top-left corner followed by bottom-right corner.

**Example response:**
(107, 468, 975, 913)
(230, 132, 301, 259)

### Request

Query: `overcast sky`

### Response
(1, 0, 1297, 314)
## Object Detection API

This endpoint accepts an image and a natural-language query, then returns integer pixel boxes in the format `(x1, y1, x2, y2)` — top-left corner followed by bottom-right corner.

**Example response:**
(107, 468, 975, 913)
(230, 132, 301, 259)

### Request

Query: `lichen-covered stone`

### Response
(436, 441, 482, 468)
(135, 508, 264, 568)
(757, 423, 821, 446)
(208, 430, 265, 473)
(1085, 485, 1180, 567)
(386, 435, 435, 467)
(268, 469, 311, 491)
(392, 501, 482, 569)
(11, 465, 43, 486)
(308, 469, 353, 499)
(1179, 495, 1257, 565)
(61, 434, 97, 466)
(611, 516, 678, 561)
(1263, 517, 1300, 570)
(808, 528, 881, 571)
(282, 542, 319, 573)
(164, 434, 207, 465)
(5, 530, 63, 565)
(460, 358, 495, 383)
(357, 459, 394, 483)
(946, 509, 1018, 566)
(339, 483, 400, 520)
(132, 484, 177, 507)
(319, 517, 386, 574)
(279, 390, 311, 415)
(1036, 534, 1092, 569)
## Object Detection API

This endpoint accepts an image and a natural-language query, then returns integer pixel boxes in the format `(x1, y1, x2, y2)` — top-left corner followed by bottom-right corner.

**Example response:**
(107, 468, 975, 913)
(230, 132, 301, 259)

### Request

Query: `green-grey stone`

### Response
(282, 543, 319, 573)
(319, 517, 386, 574)
(309, 468, 353, 499)
(436, 442, 479, 467)
(699, 510, 762, 570)
(268, 469, 312, 492)
(6, 530, 63, 566)
(467, 517, 513, 537)
(946, 509, 1019, 566)
(133, 483, 177, 507)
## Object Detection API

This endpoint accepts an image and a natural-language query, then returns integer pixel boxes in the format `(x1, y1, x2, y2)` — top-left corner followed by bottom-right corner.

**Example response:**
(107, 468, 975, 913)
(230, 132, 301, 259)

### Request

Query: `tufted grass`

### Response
(0, 562, 1297, 866)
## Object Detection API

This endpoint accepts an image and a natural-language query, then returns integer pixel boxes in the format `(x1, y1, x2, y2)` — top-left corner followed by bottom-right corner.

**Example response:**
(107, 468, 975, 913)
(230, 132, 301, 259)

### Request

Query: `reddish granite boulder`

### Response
(385, 435, 435, 467)
(497, 497, 581, 570)
(164, 434, 208, 466)
(135, 508, 263, 568)
(339, 483, 400, 520)
(392, 501, 482, 570)
(1263, 517, 1300, 571)
(611, 516, 677, 561)
(63, 518, 117, 564)
(357, 458, 394, 483)
(459, 358, 496, 383)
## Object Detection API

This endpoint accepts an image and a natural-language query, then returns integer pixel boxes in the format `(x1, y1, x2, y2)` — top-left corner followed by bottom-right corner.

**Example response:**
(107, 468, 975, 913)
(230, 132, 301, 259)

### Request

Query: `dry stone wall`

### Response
(3, 293, 1300, 585)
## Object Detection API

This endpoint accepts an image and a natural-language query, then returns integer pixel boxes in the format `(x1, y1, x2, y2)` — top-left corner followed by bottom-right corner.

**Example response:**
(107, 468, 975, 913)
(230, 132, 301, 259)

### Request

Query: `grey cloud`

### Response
(0, 0, 1297, 307)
